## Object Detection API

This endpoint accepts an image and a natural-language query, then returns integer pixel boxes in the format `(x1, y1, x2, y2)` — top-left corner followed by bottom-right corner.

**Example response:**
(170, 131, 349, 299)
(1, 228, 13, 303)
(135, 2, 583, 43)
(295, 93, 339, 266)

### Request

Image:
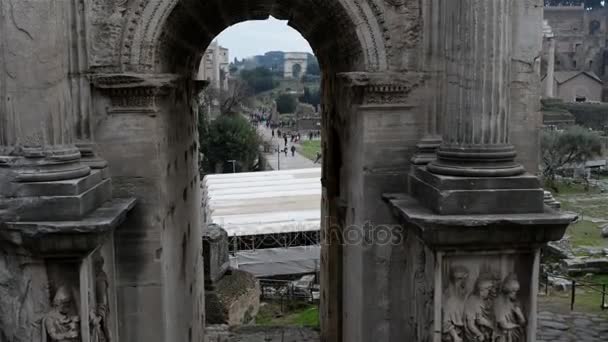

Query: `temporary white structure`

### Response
(202, 168, 321, 237)
(202, 168, 321, 277)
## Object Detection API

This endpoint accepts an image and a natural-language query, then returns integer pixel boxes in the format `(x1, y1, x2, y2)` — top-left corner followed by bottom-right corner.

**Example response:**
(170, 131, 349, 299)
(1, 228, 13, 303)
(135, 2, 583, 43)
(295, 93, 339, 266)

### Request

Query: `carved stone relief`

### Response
(441, 254, 531, 342)
(90, 253, 111, 342)
(91, 73, 179, 114)
(42, 286, 81, 342)
(90, 0, 130, 67)
(363, 84, 417, 104)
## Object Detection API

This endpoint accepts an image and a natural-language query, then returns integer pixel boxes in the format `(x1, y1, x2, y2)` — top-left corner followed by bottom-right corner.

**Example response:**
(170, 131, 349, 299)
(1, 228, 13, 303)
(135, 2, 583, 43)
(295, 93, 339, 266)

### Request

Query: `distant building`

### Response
(542, 71, 604, 102)
(197, 41, 230, 90)
(543, 5, 608, 101)
(283, 52, 309, 79)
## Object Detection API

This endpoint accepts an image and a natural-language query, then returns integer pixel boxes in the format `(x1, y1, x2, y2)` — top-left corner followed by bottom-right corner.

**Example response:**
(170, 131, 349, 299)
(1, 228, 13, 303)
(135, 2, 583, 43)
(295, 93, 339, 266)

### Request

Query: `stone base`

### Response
(384, 193, 575, 248)
(383, 193, 576, 342)
(0, 169, 112, 221)
(410, 135, 441, 165)
(409, 166, 545, 215)
(1, 197, 135, 256)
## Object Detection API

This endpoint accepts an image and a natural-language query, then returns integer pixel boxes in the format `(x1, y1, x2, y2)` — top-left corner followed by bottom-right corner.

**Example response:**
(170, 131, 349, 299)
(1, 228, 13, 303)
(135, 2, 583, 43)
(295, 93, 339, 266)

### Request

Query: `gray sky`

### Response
(214, 17, 313, 60)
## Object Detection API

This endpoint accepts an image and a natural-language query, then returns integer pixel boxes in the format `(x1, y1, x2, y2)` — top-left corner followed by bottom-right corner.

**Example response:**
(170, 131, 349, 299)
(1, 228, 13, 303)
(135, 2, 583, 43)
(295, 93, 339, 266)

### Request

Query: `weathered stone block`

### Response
(11, 169, 106, 197)
(8, 178, 112, 221)
(203, 223, 230, 287)
(410, 167, 545, 215)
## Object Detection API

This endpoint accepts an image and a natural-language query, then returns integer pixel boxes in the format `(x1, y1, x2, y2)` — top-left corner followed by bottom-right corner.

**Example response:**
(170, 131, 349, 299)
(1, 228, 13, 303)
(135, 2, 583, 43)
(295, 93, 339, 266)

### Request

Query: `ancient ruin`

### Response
(283, 53, 309, 79)
(0, 0, 572, 342)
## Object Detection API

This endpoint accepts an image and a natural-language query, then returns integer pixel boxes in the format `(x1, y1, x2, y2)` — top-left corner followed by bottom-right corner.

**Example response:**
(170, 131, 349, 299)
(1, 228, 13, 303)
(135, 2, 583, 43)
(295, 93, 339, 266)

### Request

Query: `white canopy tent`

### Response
(202, 168, 322, 277)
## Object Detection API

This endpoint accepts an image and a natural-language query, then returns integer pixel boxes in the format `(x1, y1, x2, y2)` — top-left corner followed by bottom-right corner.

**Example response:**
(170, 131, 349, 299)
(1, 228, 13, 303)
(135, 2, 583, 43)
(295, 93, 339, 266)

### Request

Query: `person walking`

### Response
(314, 152, 322, 164)
(272, 129, 275, 138)
(291, 145, 296, 157)
(284, 135, 288, 146)
(284, 147, 288, 156)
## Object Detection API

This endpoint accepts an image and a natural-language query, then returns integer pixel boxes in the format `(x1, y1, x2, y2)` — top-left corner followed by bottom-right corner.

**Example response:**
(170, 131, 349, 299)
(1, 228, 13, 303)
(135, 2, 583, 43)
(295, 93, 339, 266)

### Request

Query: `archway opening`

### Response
(143, 1, 384, 341)
(292, 63, 303, 79)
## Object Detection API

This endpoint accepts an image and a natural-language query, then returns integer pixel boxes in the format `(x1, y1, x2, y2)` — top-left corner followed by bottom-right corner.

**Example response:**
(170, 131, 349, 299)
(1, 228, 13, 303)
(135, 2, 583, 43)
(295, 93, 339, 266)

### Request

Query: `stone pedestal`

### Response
(384, 1, 576, 342)
(203, 224, 230, 290)
(409, 167, 544, 215)
(202, 224, 260, 326)
(0, 139, 135, 342)
(385, 194, 575, 342)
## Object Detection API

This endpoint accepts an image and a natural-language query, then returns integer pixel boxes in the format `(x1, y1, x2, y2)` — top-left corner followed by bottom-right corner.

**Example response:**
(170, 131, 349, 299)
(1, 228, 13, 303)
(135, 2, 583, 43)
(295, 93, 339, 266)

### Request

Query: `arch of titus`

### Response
(0, 1, 574, 342)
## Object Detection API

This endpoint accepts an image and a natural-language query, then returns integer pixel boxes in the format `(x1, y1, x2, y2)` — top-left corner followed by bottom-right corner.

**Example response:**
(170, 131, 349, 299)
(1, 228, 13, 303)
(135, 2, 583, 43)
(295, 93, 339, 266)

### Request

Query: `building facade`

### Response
(543, 5, 608, 101)
(197, 41, 230, 90)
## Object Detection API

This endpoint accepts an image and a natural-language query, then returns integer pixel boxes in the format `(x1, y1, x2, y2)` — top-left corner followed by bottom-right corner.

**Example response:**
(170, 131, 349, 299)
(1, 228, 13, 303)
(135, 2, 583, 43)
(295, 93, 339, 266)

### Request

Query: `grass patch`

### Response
(565, 220, 606, 248)
(551, 181, 601, 195)
(543, 273, 608, 315)
(255, 301, 319, 329)
(299, 140, 321, 161)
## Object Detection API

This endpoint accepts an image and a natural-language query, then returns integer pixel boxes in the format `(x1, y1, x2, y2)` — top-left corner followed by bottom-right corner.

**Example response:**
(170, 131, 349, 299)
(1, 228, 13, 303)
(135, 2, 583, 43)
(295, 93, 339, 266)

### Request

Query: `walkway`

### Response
(258, 126, 317, 170)
(537, 309, 608, 341)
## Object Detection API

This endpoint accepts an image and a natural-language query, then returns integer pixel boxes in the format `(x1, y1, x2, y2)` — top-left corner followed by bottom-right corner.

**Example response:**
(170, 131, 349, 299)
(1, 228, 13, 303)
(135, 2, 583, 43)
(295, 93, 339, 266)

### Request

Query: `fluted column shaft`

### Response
(545, 37, 555, 98)
(428, 0, 524, 177)
(0, 0, 90, 182)
(411, 0, 443, 165)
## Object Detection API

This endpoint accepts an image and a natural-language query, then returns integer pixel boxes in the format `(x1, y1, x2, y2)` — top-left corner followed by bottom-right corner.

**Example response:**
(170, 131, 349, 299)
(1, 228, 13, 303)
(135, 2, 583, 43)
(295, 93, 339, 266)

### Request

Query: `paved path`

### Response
(537, 309, 608, 342)
(206, 325, 319, 342)
(258, 126, 318, 170)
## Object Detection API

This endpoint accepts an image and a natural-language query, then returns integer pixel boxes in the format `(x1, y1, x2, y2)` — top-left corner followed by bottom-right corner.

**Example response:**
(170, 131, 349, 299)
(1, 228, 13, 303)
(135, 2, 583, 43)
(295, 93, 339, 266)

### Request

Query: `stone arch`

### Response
(292, 63, 303, 78)
(91, 2, 415, 342)
(119, 0, 389, 73)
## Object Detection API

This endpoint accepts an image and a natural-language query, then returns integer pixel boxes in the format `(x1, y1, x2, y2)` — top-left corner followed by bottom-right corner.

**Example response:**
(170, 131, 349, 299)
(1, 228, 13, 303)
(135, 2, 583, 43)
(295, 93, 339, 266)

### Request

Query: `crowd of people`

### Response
(249, 108, 322, 163)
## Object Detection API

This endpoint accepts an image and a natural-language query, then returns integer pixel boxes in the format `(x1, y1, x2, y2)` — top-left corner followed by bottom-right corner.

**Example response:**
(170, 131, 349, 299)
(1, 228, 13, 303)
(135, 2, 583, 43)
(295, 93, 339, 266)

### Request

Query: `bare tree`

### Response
(542, 126, 602, 192)
(201, 79, 251, 116)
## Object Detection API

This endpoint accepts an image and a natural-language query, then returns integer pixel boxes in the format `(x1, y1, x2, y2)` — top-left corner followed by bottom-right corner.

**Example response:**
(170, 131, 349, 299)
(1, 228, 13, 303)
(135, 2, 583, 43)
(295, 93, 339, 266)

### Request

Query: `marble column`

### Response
(0, 0, 90, 183)
(411, 0, 443, 165)
(427, 0, 524, 177)
(543, 21, 556, 98)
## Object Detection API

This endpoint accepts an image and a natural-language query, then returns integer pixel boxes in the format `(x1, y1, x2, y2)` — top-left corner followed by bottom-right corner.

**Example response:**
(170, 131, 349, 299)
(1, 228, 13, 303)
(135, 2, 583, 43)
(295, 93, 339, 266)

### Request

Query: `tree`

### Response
(541, 125, 602, 191)
(240, 67, 277, 94)
(299, 87, 321, 107)
(306, 60, 320, 76)
(276, 94, 298, 114)
(199, 114, 261, 174)
(202, 79, 251, 116)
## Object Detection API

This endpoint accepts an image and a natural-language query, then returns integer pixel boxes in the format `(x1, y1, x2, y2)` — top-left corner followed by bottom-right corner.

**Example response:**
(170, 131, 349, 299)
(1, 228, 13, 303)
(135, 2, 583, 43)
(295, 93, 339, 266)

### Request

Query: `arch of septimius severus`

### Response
(0, 1, 575, 342)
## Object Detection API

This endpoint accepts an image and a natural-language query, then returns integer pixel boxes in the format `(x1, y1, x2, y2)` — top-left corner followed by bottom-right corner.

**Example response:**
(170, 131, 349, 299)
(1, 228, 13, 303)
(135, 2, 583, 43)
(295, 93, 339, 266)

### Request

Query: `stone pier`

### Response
(386, 1, 576, 342)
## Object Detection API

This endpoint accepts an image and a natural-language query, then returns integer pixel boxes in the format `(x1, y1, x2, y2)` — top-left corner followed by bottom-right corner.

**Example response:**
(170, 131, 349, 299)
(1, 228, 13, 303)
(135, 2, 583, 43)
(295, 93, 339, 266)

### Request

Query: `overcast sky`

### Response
(214, 17, 313, 60)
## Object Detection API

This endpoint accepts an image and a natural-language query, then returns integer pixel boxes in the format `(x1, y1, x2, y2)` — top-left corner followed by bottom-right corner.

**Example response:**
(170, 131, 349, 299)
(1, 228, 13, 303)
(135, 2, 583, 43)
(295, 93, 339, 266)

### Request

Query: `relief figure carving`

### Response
(42, 286, 80, 342)
(463, 274, 494, 342)
(442, 266, 468, 342)
(494, 274, 526, 342)
(90, 254, 111, 342)
(442, 265, 527, 342)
